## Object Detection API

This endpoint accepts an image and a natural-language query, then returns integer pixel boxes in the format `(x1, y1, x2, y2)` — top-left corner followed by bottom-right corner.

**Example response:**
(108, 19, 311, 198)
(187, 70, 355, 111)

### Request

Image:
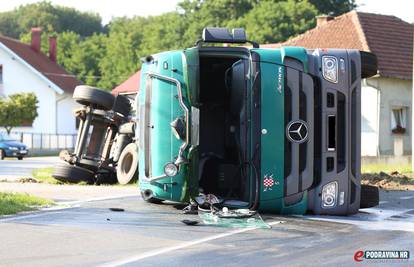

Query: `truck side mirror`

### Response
(200, 27, 259, 48)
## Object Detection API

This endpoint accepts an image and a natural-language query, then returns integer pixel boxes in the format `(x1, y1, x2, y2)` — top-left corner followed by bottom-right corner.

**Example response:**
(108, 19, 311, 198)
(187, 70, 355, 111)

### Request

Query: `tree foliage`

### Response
(0, 0, 355, 90)
(307, 0, 356, 16)
(0, 1, 103, 38)
(0, 93, 39, 134)
(234, 0, 318, 44)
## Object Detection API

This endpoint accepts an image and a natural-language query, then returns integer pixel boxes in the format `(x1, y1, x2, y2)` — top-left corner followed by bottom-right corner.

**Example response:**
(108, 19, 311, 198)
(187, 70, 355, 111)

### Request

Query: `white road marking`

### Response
(400, 196, 414, 200)
(99, 220, 285, 267)
(56, 194, 139, 206)
(0, 194, 138, 223)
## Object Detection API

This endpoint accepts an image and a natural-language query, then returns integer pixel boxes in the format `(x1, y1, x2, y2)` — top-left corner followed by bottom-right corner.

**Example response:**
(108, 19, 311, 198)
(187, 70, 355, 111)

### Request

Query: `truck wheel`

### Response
(116, 143, 138, 185)
(0, 149, 4, 160)
(360, 51, 378, 79)
(141, 190, 163, 204)
(17, 156, 23, 160)
(52, 163, 95, 184)
(73, 85, 115, 110)
(112, 95, 131, 117)
(360, 184, 379, 209)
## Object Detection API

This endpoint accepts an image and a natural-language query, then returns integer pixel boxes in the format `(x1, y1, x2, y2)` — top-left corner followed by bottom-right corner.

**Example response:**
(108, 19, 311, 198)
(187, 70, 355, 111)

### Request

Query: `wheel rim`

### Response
(121, 153, 133, 174)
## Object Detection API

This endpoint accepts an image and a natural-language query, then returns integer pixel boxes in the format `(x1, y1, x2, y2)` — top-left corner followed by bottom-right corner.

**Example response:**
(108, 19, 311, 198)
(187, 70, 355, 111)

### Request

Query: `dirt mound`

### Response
(362, 171, 414, 190)
(18, 177, 39, 183)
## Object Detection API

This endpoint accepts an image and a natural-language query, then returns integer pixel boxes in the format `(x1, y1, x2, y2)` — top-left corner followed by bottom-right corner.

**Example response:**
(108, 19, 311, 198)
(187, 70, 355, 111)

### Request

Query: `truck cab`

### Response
(137, 28, 378, 215)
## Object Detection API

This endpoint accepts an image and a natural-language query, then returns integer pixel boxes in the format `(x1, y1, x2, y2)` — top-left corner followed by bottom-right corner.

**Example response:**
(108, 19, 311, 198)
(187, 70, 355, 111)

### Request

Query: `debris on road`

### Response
(181, 219, 199, 226)
(109, 208, 125, 212)
(18, 177, 38, 183)
(198, 209, 271, 229)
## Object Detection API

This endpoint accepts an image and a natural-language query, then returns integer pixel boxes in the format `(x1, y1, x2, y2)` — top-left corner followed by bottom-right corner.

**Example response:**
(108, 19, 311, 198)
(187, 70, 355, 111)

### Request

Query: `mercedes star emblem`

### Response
(286, 120, 309, 143)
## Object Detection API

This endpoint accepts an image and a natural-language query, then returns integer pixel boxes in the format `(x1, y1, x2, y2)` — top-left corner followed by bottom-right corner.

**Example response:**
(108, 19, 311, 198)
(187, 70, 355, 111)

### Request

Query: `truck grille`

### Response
(283, 58, 314, 198)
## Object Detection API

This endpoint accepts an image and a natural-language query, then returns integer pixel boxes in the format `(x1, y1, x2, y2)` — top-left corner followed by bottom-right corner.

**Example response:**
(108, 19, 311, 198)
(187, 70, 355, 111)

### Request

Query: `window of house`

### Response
(391, 107, 407, 134)
(0, 65, 3, 84)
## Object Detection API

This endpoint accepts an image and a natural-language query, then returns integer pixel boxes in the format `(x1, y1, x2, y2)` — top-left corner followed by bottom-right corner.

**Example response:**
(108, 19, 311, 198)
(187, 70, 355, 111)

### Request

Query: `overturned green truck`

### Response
(137, 27, 379, 215)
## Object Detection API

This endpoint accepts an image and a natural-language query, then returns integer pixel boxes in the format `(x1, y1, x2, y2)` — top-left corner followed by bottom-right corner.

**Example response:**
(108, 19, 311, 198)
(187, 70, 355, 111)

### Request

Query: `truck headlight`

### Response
(164, 162, 178, 177)
(322, 56, 338, 83)
(9, 147, 18, 150)
(322, 181, 338, 208)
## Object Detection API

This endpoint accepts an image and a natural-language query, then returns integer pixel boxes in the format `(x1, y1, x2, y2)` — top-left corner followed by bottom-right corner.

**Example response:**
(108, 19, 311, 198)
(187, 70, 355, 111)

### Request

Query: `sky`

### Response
(0, 0, 412, 24)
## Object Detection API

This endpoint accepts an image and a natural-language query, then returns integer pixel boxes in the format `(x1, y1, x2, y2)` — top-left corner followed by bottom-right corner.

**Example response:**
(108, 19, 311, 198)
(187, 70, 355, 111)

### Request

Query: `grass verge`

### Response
(0, 192, 54, 215)
(31, 167, 133, 186)
(32, 168, 62, 184)
(362, 163, 412, 174)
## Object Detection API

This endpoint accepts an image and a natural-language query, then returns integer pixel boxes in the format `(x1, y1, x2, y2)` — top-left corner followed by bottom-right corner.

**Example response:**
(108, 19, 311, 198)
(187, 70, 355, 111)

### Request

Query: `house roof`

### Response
(112, 70, 140, 95)
(0, 35, 82, 93)
(262, 11, 413, 80)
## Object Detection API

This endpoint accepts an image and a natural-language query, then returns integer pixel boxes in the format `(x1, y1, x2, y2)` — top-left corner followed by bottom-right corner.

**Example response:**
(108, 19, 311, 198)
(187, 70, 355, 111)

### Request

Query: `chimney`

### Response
(48, 36, 57, 62)
(31, 27, 42, 53)
(316, 15, 334, 27)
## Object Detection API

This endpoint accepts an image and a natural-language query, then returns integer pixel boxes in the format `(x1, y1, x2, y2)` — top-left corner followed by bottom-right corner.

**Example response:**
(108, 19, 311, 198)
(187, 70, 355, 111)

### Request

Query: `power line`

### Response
(42, 72, 135, 80)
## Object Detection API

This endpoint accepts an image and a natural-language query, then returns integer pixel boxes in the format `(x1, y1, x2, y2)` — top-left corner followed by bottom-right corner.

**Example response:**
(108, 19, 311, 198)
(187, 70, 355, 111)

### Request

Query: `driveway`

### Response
(0, 156, 60, 181)
(0, 189, 413, 267)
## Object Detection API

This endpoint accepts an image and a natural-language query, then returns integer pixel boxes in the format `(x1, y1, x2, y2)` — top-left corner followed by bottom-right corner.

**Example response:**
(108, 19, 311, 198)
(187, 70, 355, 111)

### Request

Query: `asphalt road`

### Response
(0, 190, 413, 267)
(0, 157, 60, 181)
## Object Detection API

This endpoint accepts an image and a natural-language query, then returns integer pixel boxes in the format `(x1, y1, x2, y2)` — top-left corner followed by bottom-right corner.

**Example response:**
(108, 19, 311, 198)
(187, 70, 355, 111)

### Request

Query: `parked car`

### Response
(0, 133, 28, 160)
(137, 27, 379, 215)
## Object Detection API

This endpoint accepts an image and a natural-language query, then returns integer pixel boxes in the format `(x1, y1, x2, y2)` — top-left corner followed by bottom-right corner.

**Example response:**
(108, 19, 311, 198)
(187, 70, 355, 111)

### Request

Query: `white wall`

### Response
(361, 77, 413, 156)
(361, 81, 379, 156)
(376, 78, 413, 155)
(57, 93, 80, 134)
(0, 45, 78, 134)
(352, 77, 412, 157)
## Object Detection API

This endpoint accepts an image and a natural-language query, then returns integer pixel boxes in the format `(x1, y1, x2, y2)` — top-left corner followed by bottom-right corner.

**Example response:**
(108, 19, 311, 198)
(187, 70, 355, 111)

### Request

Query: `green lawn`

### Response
(362, 163, 412, 174)
(32, 168, 62, 184)
(0, 192, 54, 215)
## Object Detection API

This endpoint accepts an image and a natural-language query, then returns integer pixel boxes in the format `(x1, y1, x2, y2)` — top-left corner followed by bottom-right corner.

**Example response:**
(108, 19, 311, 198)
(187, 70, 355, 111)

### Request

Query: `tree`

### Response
(307, 0, 356, 16)
(0, 93, 39, 134)
(233, 0, 318, 44)
(0, 1, 103, 38)
(96, 17, 146, 89)
(0, 0, 357, 91)
(178, 0, 257, 44)
(67, 33, 107, 87)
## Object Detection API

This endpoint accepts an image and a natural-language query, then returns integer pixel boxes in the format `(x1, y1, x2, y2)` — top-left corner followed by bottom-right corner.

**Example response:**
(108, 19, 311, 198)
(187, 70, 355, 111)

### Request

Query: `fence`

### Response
(4, 132, 77, 150)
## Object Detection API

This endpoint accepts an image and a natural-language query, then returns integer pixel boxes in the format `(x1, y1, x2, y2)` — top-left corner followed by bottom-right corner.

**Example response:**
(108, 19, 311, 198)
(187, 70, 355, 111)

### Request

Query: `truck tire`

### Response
(116, 143, 138, 184)
(112, 95, 131, 117)
(141, 189, 163, 204)
(360, 184, 379, 209)
(52, 163, 95, 184)
(360, 51, 378, 79)
(73, 85, 114, 111)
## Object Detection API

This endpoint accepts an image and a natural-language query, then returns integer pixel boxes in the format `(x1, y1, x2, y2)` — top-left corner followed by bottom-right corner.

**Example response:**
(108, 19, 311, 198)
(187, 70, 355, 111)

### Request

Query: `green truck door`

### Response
(138, 51, 191, 202)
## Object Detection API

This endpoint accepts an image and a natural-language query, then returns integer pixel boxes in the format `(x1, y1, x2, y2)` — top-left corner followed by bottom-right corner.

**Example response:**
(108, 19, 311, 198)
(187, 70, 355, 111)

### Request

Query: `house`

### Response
(112, 70, 140, 96)
(263, 11, 413, 157)
(112, 71, 140, 118)
(0, 27, 82, 135)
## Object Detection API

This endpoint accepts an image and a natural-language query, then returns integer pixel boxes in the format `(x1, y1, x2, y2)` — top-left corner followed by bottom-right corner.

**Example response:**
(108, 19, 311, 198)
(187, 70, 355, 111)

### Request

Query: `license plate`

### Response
(20, 150, 27, 154)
